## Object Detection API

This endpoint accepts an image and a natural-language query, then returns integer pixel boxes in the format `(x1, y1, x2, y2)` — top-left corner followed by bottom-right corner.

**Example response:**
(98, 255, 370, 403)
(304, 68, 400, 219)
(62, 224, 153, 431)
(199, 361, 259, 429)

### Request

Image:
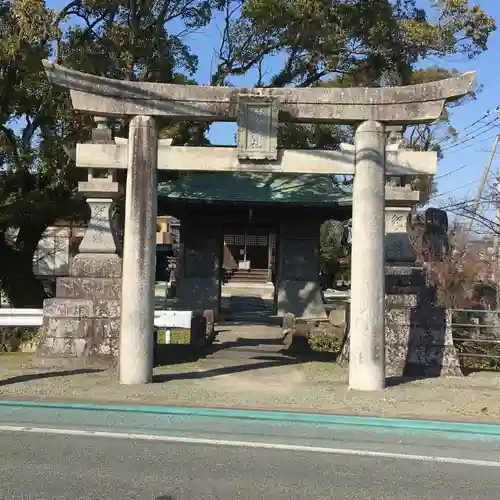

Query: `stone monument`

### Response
(383, 185, 461, 378)
(41, 60, 473, 388)
(38, 118, 123, 359)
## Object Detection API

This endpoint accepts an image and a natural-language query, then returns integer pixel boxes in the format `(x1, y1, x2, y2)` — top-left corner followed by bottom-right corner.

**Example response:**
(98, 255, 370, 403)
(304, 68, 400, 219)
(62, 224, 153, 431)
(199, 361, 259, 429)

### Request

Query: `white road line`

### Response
(0, 424, 498, 468)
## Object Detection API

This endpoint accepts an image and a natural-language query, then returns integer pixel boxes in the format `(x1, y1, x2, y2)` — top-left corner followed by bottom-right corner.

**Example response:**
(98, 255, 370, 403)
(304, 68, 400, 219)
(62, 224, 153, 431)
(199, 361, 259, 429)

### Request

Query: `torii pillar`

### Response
(349, 121, 387, 391)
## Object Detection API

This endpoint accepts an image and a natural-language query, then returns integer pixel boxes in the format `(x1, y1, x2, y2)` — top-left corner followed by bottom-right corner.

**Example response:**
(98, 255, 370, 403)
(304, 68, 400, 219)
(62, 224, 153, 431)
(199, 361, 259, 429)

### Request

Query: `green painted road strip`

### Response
(0, 399, 499, 437)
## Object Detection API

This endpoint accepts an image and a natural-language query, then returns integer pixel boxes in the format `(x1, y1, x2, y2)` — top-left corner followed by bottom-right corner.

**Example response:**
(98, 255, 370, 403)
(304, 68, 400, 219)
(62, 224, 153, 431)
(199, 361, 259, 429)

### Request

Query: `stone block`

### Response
(384, 301, 461, 377)
(88, 318, 120, 356)
(385, 294, 419, 308)
(94, 300, 120, 318)
(277, 281, 326, 319)
(385, 343, 408, 376)
(71, 254, 122, 278)
(386, 285, 426, 295)
(282, 313, 296, 332)
(284, 326, 312, 353)
(340, 287, 462, 377)
(385, 308, 409, 326)
(189, 314, 207, 347)
(44, 317, 93, 339)
(412, 307, 447, 329)
(38, 318, 120, 358)
(385, 266, 425, 289)
(203, 309, 215, 341)
(56, 277, 121, 299)
(295, 323, 312, 337)
(328, 308, 346, 327)
(38, 337, 89, 357)
(43, 298, 94, 318)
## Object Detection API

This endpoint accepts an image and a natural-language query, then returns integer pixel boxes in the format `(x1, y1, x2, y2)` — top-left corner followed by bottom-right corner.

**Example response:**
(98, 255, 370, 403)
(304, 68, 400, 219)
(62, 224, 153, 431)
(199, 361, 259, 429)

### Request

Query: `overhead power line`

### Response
(435, 163, 467, 180)
(444, 133, 499, 155)
(429, 177, 483, 201)
(467, 135, 500, 231)
(441, 116, 500, 153)
(438, 106, 500, 149)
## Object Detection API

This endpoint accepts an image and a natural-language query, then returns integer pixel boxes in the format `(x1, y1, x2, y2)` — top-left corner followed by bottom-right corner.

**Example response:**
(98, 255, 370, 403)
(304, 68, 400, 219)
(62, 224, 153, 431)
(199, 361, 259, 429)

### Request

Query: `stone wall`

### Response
(338, 266, 462, 377)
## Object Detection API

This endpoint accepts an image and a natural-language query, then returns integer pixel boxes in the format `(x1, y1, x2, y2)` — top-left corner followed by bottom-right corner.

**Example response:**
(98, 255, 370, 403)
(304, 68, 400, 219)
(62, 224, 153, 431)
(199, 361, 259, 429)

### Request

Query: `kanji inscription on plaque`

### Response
(236, 95, 279, 161)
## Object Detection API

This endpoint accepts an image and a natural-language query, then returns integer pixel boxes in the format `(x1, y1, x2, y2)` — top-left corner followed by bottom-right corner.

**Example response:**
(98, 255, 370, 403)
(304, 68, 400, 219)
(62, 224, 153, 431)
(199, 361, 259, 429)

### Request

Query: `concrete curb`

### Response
(0, 400, 500, 437)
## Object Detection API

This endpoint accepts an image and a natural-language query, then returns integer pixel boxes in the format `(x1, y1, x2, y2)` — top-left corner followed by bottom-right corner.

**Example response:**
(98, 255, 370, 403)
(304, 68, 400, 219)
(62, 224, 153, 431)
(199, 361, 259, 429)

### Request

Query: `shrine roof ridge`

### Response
(42, 60, 475, 124)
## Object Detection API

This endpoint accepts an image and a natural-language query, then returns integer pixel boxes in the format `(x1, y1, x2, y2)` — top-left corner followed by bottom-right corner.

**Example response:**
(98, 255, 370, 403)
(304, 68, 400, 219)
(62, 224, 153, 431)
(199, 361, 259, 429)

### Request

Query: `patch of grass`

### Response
(0, 351, 34, 360)
(0, 352, 35, 369)
(154, 361, 201, 373)
(298, 361, 345, 380)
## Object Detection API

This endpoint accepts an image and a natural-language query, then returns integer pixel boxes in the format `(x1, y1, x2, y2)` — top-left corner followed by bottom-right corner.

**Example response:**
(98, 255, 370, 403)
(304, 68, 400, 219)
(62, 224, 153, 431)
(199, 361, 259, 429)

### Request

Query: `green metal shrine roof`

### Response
(157, 173, 352, 206)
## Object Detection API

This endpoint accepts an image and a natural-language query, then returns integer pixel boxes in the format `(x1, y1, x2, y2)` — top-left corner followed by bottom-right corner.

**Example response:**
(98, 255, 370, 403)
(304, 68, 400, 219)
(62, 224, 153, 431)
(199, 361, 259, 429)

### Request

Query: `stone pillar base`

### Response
(37, 254, 121, 360)
(338, 266, 462, 377)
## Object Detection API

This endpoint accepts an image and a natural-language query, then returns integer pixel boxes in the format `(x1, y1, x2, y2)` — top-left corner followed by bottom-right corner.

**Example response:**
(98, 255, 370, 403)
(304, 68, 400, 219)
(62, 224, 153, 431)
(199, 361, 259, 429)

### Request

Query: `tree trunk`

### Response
(0, 224, 49, 308)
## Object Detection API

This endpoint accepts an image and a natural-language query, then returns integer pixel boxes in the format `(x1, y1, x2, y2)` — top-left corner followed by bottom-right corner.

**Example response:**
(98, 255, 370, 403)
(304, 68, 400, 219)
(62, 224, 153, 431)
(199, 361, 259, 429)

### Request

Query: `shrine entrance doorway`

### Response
(221, 224, 279, 316)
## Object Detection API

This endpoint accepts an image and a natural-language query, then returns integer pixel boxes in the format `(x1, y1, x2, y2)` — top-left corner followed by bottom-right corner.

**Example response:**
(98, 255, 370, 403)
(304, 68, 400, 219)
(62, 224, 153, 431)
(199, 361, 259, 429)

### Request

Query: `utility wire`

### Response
(429, 177, 483, 201)
(468, 135, 500, 231)
(441, 117, 500, 152)
(463, 107, 500, 131)
(435, 163, 467, 180)
(444, 133, 499, 155)
(437, 107, 500, 149)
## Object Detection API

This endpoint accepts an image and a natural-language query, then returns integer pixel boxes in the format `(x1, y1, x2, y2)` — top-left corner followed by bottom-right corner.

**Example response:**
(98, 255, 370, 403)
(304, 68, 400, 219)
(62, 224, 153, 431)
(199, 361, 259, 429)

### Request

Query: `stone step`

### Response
(226, 269, 269, 282)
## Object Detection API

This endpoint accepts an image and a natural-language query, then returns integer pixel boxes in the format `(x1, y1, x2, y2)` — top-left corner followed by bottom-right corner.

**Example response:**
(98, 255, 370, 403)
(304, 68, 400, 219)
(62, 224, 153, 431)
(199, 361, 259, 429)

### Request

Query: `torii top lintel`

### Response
(42, 60, 475, 125)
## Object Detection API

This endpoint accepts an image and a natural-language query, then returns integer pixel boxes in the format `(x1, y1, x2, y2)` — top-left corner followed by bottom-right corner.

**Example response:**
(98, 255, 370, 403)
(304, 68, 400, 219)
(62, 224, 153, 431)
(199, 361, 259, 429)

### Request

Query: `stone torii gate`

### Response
(42, 60, 474, 390)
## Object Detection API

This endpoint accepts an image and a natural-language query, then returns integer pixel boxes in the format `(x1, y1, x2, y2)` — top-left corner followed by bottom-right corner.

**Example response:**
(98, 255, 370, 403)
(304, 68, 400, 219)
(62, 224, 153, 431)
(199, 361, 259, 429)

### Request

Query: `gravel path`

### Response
(0, 350, 499, 423)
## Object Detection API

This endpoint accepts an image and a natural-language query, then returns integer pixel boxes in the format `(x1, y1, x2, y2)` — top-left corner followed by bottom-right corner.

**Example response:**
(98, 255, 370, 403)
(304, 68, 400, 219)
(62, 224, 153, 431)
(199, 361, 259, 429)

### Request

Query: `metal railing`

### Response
(450, 308, 500, 360)
(0, 309, 44, 327)
(0, 309, 192, 329)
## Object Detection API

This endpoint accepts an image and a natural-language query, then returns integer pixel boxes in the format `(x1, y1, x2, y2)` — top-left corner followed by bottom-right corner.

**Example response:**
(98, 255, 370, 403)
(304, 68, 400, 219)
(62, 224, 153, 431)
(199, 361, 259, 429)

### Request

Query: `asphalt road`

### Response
(2, 404, 500, 499)
(1, 431, 500, 500)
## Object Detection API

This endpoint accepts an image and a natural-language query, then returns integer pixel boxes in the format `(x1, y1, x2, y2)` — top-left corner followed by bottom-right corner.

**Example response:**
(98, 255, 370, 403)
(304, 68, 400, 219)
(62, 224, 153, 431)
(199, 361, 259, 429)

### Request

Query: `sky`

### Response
(47, 0, 500, 223)
(181, 0, 500, 221)
(417, 0, 500, 219)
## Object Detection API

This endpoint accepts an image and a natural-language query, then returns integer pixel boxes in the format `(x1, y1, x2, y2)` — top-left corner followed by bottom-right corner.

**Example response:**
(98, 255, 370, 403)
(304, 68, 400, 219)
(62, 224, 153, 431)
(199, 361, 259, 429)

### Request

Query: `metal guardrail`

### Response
(0, 309, 44, 327)
(0, 309, 192, 329)
(450, 308, 500, 360)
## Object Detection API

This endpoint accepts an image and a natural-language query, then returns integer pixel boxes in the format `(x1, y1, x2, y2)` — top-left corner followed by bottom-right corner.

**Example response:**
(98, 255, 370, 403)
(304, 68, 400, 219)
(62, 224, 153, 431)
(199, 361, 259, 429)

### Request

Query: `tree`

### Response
(319, 220, 349, 287)
(0, 0, 89, 306)
(212, 0, 494, 201)
(0, 0, 214, 306)
(442, 172, 499, 237)
(412, 227, 496, 309)
(0, 0, 496, 306)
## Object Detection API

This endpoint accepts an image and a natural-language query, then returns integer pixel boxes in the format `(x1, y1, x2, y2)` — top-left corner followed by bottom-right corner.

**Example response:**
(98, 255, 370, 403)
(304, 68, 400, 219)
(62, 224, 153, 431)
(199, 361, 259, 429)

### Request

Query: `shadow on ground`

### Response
(0, 368, 104, 387)
(153, 356, 299, 383)
(153, 324, 337, 383)
(385, 375, 438, 387)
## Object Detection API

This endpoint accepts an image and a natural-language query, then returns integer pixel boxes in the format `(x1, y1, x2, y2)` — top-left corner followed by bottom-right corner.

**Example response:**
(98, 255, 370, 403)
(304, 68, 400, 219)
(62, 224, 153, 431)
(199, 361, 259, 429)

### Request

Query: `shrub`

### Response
(308, 329, 342, 355)
(0, 327, 39, 352)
